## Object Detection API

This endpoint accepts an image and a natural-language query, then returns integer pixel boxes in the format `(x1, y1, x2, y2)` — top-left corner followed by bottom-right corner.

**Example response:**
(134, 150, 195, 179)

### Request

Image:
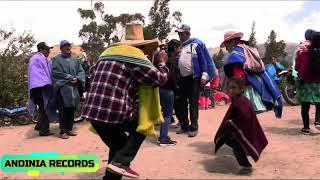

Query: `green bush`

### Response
(0, 29, 35, 108)
(0, 55, 29, 107)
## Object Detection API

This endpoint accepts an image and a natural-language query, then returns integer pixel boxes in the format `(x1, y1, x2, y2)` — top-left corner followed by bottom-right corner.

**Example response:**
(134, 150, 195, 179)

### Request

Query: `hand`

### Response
(69, 78, 78, 85)
(200, 79, 207, 87)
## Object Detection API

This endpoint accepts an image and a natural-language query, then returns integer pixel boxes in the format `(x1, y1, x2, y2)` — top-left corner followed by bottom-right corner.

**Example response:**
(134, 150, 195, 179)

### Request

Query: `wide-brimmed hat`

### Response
(220, 31, 244, 48)
(112, 23, 160, 55)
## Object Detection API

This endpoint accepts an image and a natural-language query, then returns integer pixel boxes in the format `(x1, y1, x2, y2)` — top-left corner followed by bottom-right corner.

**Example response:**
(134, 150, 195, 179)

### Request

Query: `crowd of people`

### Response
(27, 22, 320, 179)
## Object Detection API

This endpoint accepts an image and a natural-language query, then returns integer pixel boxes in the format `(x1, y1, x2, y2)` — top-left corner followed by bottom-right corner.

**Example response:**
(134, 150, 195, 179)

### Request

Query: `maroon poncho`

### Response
(214, 95, 268, 162)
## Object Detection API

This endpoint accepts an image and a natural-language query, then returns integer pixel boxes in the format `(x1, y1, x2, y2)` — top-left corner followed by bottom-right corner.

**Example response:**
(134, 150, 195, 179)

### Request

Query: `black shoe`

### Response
(34, 126, 39, 131)
(158, 137, 177, 147)
(237, 166, 253, 175)
(176, 128, 188, 134)
(67, 131, 77, 136)
(188, 130, 198, 137)
(39, 131, 54, 136)
(60, 133, 69, 139)
(301, 128, 310, 135)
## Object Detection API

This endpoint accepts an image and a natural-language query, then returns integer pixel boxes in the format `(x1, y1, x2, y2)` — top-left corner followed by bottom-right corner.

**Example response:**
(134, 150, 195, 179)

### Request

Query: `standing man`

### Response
(51, 40, 85, 139)
(28, 42, 55, 136)
(175, 24, 217, 137)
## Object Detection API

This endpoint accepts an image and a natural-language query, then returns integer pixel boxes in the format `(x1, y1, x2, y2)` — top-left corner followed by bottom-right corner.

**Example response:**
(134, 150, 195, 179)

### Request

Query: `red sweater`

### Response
(233, 64, 249, 84)
(295, 51, 320, 83)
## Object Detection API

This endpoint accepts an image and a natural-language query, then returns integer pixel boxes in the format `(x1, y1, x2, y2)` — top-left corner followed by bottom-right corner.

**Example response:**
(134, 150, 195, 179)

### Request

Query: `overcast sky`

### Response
(0, 0, 319, 48)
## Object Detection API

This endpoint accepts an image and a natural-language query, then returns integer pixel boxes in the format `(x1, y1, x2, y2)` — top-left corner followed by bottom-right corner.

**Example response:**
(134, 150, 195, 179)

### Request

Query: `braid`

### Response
(310, 39, 320, 74)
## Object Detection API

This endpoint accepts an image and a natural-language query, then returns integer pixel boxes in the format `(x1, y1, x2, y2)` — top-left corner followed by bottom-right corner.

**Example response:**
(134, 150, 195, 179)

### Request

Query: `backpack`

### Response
(305, 30, 320, 74)
(237, 44, 265, 72)
(310, 47, 320, 74)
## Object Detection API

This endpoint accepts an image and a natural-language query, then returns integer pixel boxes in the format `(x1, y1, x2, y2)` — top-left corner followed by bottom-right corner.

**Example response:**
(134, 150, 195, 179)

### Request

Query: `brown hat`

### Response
(220, 31, 244, 48)
(112, 23, 160, 55)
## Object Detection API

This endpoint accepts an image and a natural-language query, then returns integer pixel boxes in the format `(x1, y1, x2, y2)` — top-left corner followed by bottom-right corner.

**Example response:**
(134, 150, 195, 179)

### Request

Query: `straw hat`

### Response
(220, 31, 244, 48)
(112, 23, 160, 55)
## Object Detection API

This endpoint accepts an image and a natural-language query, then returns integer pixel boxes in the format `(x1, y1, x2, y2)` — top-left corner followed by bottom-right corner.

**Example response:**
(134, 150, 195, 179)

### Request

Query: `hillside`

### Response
(48, 45, 87, 61)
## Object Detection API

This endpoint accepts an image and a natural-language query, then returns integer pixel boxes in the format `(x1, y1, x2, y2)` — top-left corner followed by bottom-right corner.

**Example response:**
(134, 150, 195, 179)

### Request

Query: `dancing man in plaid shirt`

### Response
(82, 23, 168, 179)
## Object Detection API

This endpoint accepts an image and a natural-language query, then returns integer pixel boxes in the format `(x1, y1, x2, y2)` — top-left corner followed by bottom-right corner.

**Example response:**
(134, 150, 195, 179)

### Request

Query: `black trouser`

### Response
(91, 120, 146, 180)
(204, 87, 216, 107)
(301, 102, 320, 129)
(224, 134, 252, 167)
(58, 95, 75, 134)
(175, 75, 200, 131)
(31, 88, 50, 134)
(209, 89, 216, 107)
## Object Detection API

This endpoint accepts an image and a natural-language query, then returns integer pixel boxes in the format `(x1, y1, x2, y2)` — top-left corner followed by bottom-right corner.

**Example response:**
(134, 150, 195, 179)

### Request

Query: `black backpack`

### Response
(307, 30, 320, 74)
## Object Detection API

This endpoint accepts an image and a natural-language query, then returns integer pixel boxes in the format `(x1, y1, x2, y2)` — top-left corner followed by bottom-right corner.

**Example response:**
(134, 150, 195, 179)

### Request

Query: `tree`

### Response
(78, 2, 145, 64)
(264, 30, 287, 64)
(146, 0, 182, 41)
(0, 28, 36, 107)
(78, 2, 112, 65)
(248, 21, 257, 48)
(170, 11, 183, 30)
(213, 49, 224, 69)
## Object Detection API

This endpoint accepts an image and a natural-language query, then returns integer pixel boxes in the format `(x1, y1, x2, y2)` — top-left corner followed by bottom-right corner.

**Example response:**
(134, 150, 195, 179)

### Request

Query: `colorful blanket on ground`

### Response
(214, 95, 268, 162)
(96, 45, 164, 136)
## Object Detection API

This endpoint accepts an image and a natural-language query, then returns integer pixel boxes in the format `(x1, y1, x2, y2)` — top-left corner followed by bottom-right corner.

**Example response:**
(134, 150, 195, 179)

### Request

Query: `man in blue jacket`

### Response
(265, 56, 285, 85)
(175, 24, 217, 137)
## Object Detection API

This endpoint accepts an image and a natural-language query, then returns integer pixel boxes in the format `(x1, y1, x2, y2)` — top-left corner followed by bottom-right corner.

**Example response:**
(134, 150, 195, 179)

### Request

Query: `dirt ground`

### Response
(1, 105, 320, 179)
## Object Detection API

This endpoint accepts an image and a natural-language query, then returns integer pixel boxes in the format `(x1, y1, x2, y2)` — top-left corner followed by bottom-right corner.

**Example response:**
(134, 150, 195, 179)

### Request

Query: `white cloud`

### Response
(0, 0, 314, 50)
(169, 1, 305, 47)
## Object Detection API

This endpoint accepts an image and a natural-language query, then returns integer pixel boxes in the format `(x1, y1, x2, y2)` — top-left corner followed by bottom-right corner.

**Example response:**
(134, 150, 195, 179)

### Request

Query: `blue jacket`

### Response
(183, 38, 217, 81)
(224, 46, 283, 118)
(265, 63, 285, 81)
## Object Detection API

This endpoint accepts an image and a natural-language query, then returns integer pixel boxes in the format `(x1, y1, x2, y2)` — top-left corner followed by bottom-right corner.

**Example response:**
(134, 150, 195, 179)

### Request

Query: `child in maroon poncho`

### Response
(214, 77, 268, 174)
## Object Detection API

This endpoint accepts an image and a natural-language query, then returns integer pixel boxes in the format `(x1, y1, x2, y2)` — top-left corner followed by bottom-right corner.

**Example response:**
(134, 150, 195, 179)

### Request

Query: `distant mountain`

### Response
(48, 45, 86, 61)
(208, 42, 299, 66)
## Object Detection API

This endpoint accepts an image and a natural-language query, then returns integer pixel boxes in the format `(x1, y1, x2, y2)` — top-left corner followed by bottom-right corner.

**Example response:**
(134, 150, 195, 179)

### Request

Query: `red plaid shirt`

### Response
(82, 60, 168, 124)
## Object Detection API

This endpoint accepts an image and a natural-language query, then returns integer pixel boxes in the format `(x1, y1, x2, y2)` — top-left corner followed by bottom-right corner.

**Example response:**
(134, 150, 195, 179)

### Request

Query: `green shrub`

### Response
(0, 29, 35, 108)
